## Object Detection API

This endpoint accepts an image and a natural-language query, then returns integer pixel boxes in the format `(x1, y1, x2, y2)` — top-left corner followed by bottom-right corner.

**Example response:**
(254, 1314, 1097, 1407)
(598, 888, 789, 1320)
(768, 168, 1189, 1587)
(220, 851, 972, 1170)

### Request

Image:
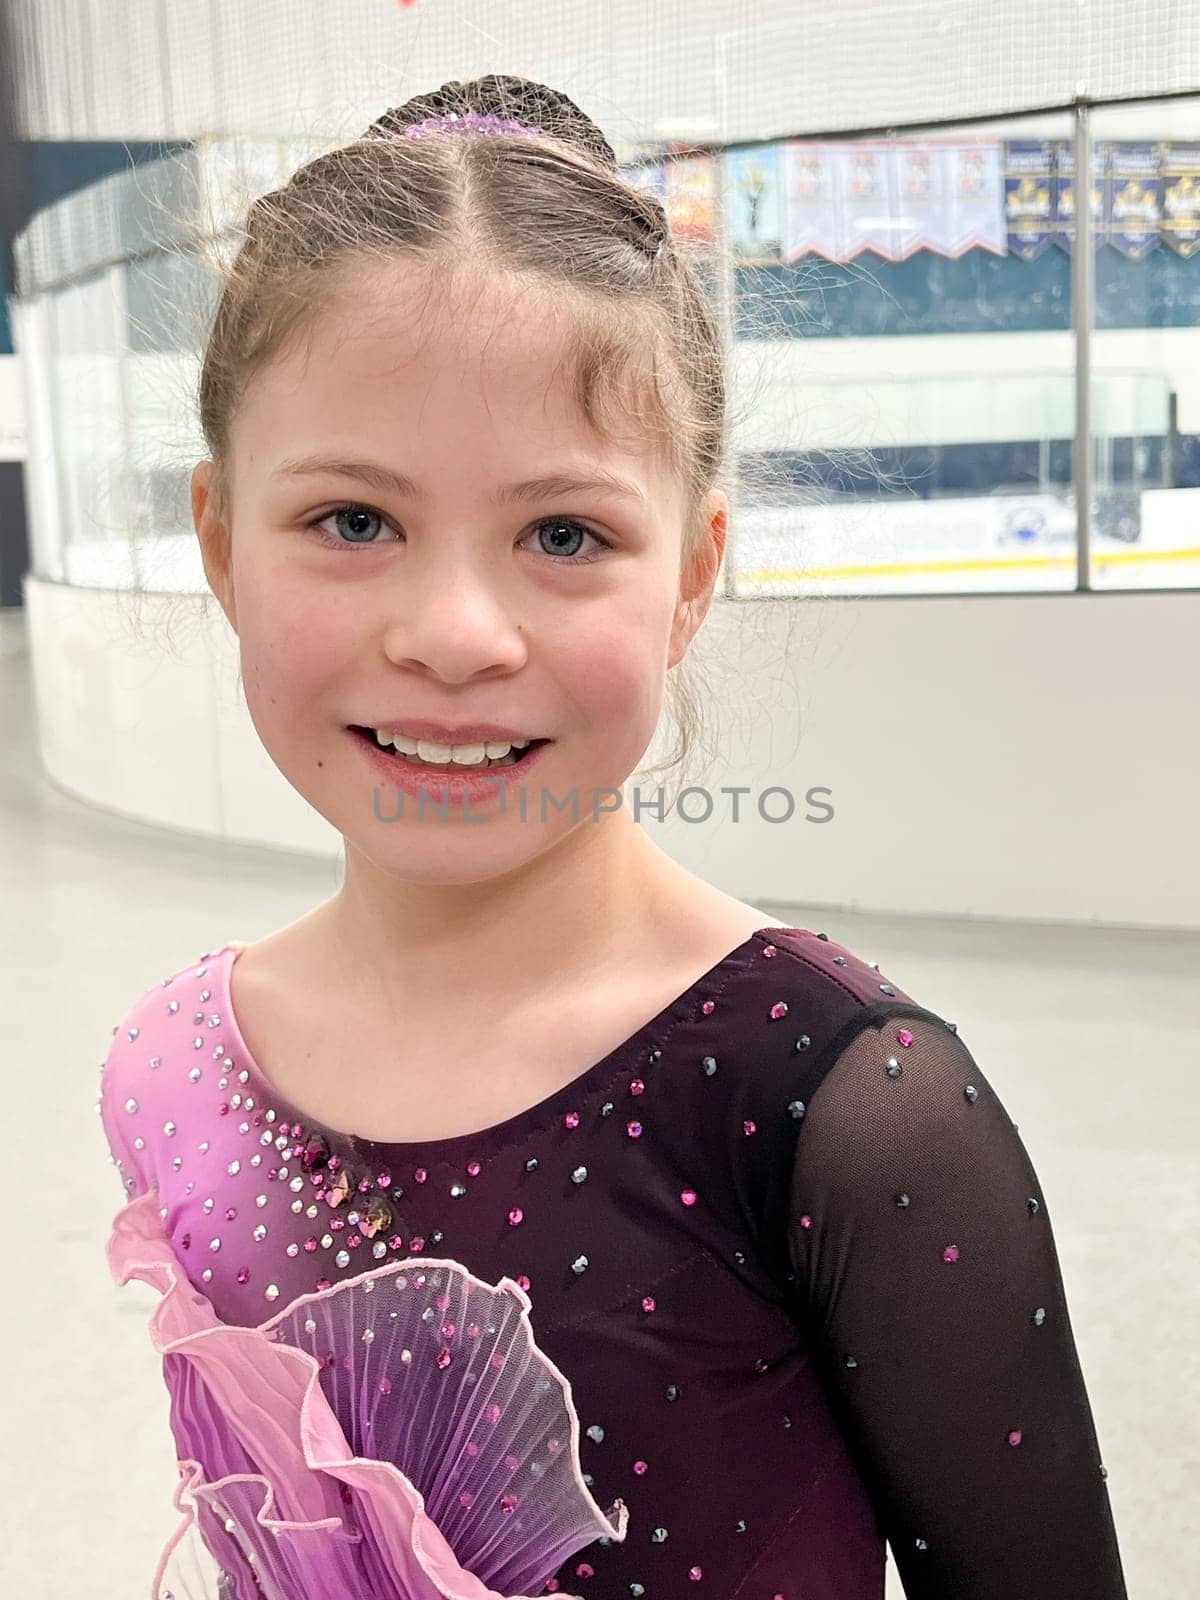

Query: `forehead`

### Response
(234, 260, 672, 494)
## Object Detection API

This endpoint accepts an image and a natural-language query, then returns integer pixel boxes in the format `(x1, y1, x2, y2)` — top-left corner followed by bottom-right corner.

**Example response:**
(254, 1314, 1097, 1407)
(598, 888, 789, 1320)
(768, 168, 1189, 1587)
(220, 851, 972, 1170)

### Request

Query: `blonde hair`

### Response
(196, 73, 739, 788)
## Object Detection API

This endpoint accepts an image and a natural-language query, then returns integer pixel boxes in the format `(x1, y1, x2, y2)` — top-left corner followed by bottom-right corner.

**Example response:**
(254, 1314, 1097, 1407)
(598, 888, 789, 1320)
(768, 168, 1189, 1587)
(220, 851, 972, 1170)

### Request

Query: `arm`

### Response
(787, 1009, 1127, 1598)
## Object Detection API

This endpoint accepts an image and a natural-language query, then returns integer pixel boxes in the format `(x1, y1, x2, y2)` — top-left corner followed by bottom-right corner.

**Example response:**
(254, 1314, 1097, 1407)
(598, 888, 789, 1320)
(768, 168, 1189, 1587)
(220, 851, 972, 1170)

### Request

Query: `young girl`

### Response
(99, 74, 1128, 1600)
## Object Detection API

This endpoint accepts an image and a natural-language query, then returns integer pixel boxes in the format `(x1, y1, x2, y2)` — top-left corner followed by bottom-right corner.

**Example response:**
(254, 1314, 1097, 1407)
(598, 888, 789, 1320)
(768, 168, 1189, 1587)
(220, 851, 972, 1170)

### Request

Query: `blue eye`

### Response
(305, 502, 613, 563)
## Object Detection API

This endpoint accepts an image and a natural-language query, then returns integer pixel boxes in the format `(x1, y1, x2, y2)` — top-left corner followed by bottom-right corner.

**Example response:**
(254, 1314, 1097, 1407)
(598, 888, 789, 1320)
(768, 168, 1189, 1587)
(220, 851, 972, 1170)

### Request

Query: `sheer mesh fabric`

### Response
(787, 1009, 1127, 1599)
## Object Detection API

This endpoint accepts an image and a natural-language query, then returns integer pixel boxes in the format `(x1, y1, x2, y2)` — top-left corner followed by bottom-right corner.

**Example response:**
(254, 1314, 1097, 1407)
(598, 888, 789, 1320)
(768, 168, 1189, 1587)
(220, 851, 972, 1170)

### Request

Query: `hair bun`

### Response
(363, 73, 617, 173)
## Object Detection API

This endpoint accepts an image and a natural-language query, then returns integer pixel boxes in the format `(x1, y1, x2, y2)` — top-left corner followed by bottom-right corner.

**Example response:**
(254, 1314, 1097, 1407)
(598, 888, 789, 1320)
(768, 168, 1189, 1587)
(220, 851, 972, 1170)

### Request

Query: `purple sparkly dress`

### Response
(99, 927, 1128, 1600)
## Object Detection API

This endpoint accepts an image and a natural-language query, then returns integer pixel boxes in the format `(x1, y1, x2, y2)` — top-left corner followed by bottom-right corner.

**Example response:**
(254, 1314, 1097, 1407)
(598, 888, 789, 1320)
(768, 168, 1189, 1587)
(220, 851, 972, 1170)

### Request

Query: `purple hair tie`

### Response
(389, 110, 547, 142)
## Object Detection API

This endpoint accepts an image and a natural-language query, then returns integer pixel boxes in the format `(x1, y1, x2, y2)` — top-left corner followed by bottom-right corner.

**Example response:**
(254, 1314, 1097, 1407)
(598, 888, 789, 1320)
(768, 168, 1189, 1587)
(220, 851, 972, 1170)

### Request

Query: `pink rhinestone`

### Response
(681, 1189, 698, 1207)
(466, 1160, 481, 1176)
(898, 1029, 914, 1047)
(376, 1171, 391, 1188)
(701, 1000, 715, 1015)
(484, 1403, 502, 1423)
(508, 1207, 524, 1226)
(410, 1235, 425, 1251)
(626, 1120, 643, 1138)
(770, 1001, 788, 1019)
(500, 1494, 517, 1513)
(436, 1348, 451, 1369)
(414, 1167, 427, 1183)
(1008, 1429, 1023, 1447)
(379, 1377, 392, 1396)
(943, 1244, 960, 1263)
(799, 1215, 812, 1229)
(236, 1268, 249, 1284)
(466, 1322, 480, 1338)
(459, 1490, 475, 1509)
(564, 1110, 580, 1128)
(388, 1234, 404, 1251)
(224, 1206, 237, 1221)
(516, 1274, 531, 1291)
(763, 945, 777, 957)
(317, 1277, 331, 1291)
(303, 1237, 318, 1253)
(633, 1460, 648, 1475)
(630, 1078, 645, 1095)
(689, 1569, 703, 1582)
(642, 1295, 656, 1313)
(576, 1563, 594, 1579)
(743, 1119, 757, 1135)
(504, 1452, 519, 1471)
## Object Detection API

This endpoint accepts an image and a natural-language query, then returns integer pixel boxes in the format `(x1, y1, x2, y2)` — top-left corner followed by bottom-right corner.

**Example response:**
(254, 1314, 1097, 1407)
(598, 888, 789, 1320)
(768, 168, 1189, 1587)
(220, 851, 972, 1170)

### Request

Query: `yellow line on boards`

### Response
(736, 546, 1200, 585)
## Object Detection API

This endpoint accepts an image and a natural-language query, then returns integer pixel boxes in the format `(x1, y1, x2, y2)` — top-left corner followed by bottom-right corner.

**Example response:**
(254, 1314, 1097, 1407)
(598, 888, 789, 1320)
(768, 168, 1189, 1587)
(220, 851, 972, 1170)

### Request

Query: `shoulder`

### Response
(98, 943, 240, 1199)
(739, 924, 935, 1054)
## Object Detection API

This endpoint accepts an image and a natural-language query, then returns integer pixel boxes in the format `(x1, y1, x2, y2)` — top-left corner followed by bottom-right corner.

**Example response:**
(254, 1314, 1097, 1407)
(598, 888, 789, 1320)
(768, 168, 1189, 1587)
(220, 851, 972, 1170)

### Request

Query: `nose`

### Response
(378, 550, 528, 681)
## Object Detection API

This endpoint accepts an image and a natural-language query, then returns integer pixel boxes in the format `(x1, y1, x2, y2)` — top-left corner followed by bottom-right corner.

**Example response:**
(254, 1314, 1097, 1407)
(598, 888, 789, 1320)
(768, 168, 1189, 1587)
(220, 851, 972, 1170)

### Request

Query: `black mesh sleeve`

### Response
(787, 1008, 1127, 1599)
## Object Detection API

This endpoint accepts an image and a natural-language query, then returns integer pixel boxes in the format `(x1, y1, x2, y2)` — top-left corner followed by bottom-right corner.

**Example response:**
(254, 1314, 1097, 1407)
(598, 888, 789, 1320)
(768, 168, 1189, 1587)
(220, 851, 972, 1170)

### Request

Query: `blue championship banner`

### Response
(1107, 143, 1162, 260)
(1054, 138, 1110, 253)
(1160, 143, 1200, 258)
(1004, 140, 1055, 260)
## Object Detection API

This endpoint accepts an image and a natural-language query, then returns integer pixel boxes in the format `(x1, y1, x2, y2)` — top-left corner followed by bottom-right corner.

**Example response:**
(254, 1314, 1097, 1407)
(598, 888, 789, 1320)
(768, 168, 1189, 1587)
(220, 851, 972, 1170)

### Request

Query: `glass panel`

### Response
(1088, 98, 1200, 591)
(48, 265, 134, 588)
(725, 109, 1078, 596)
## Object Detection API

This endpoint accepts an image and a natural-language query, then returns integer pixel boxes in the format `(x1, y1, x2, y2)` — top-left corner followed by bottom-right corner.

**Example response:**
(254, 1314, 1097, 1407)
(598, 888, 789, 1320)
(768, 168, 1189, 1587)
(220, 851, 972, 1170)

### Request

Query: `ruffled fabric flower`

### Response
(108, 1190, 627, 1599)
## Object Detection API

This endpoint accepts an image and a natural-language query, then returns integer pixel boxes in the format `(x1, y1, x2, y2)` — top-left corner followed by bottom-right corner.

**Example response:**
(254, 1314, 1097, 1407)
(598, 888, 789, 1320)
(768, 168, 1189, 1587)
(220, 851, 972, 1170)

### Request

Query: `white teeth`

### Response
(368, 729, 534, 767)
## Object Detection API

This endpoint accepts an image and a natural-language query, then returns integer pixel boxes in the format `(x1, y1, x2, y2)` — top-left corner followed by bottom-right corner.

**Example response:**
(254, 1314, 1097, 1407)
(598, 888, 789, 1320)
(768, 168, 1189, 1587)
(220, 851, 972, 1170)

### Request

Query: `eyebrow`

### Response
(272, 453, 646, 507)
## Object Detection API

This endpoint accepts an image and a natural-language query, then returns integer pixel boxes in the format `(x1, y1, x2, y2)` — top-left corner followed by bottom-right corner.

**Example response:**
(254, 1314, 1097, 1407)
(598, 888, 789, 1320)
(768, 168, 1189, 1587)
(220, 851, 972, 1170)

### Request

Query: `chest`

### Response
(235, 978, 685, 1144)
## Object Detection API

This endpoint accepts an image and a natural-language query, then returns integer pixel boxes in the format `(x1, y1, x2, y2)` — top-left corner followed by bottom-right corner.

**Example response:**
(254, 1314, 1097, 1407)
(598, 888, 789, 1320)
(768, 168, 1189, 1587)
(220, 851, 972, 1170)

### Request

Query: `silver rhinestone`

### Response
(450, 1183, 467, 1197)
(227, 1160, 240, 1176)
(702, 1057, 717, 1076)
(304, 1318, 317, 1333)
(161, 1119, 175, 1137)
(361, 1328, 375, 1343)
(571, 1166, 588, 1183)
(124, 1097, 139, 1114)
(168, 1000, 179, 1014)
(253, 1225, 267, 1242)
(880, 983, 896, 996)
(335, 1250, 350, 1268)
(188, 1068, 202, 1083)
(964, 1085, 978, 1102)
(1033, 1307, 1046, 1326)
(571, 1254, 589, 1274)
(264, 1284, 279, 1301)
(209, 1237, 221, 1252)
(886, 1058, 903, 1078)
(787, 1100, 806, 1120)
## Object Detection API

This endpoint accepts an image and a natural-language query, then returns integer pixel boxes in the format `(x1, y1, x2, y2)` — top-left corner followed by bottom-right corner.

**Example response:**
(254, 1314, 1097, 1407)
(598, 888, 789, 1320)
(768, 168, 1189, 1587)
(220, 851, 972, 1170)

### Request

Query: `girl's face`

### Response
(192, 262, 725, 884)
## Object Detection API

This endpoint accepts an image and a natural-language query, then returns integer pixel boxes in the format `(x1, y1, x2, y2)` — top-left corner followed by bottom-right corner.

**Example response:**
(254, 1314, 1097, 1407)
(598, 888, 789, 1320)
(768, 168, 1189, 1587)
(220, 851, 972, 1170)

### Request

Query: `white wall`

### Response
(25, 574, 1200, 930)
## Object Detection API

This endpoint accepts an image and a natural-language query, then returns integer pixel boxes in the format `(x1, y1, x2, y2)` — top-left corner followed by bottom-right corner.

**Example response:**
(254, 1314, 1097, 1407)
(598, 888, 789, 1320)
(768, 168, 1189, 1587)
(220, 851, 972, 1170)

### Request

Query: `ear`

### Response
(192, 460, 238, 632)
(668, 489, 727, 670)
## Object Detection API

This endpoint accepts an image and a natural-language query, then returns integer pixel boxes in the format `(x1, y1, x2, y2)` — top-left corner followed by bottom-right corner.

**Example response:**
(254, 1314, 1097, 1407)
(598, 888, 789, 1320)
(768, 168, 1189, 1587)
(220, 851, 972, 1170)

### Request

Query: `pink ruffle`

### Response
(108, 1190, 627, 1600)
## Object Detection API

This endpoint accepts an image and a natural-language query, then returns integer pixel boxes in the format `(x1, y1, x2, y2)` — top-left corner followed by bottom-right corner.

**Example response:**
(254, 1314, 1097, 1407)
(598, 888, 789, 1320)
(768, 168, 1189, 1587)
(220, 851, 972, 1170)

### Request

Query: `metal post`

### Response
(1072, 101, 1093, 589)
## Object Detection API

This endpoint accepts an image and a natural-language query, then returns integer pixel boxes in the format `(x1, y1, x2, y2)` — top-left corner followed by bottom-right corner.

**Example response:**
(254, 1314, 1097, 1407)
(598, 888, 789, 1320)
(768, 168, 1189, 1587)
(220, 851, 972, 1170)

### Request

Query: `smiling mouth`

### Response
(347, 726, 552, 773)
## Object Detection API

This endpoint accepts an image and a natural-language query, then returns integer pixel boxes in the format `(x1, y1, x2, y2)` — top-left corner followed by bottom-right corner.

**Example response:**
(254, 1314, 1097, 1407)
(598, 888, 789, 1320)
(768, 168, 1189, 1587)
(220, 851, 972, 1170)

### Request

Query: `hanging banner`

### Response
(1160, 143, 1200, 258)
(781, 142, 846, 261)
(1106, 143, 1161, 260)
(726, 144, 783, 261)
(1054, 137, 1110, 253)
(840, 142, 906, 259)
(663, 153, 715, 247)
(1004, 141, 1055, 259)
(895, 141, 1005, 257)
(939, 142, 1006, 256)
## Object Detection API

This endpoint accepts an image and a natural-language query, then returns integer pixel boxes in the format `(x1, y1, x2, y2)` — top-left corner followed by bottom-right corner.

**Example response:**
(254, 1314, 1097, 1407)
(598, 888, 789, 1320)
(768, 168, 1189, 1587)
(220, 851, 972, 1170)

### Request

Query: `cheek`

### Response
(234, 570, 351, 713)
(551, 601, 673, 738)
